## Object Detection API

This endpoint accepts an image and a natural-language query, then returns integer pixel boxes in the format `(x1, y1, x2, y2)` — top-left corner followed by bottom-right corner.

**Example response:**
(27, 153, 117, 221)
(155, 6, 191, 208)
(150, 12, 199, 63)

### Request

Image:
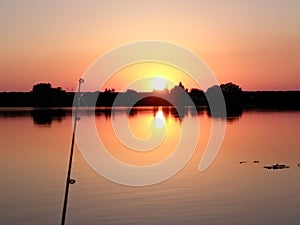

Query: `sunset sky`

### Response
(0, 0, 299, 92)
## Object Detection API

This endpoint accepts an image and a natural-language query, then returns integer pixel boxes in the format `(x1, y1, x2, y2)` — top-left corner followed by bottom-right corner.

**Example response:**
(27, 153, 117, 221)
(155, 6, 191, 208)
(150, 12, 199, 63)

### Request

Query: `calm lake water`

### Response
(0, 107, 300, 225)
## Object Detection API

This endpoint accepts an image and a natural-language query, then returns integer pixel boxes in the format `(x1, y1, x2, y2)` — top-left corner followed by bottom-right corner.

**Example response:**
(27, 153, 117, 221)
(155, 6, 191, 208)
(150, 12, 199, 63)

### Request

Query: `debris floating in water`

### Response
(253, 160, 259, 163)
(264, 163, 290, 170)
(239, 161, 247, 164)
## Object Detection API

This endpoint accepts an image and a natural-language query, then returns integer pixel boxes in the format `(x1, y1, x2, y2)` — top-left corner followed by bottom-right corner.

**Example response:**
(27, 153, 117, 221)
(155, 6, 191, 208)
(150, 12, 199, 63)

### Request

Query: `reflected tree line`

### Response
(0, 106, 236, 126)
(1, 82, 300, 125)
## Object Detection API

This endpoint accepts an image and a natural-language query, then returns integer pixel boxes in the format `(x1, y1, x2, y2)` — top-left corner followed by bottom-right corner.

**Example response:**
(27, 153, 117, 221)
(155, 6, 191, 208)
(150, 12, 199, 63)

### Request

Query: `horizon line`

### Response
(1, 81, 300, 93)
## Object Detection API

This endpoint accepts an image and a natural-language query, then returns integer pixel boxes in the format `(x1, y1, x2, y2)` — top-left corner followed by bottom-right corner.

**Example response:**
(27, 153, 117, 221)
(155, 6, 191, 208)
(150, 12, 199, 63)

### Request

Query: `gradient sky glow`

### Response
(0, 0, 299, 91)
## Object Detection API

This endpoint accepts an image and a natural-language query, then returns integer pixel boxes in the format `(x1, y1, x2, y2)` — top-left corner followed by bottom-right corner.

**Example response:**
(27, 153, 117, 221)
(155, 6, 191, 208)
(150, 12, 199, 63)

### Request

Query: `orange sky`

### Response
(0, 0, 299, 91)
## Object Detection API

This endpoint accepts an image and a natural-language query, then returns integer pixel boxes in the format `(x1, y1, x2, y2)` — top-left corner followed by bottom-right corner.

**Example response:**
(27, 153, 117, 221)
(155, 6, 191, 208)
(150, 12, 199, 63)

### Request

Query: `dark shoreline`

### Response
(0, 90, 300, 109)
(1, 82, 299, 109)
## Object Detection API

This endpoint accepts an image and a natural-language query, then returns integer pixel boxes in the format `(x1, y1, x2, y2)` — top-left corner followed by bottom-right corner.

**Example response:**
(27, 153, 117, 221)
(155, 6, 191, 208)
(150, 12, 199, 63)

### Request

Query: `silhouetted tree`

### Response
(170, 82, 186, 95)
(220, 82, 242, 93)
(126, 89, 137, 94)
(31, 83, 66, 106)
(206, 85, 220, 96)
(179, 82, 184, 88)
(189, 88, 206, 105)
(220, 82, 243, 115)
(169, 82, 193, 106)
(32, 83, 52, 94)
(104, 88, 115, 93)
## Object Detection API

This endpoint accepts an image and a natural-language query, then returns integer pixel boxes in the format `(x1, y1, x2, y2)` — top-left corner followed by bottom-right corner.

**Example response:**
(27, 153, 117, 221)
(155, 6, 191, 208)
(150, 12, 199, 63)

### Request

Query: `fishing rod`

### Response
(61, 78, 84, 225)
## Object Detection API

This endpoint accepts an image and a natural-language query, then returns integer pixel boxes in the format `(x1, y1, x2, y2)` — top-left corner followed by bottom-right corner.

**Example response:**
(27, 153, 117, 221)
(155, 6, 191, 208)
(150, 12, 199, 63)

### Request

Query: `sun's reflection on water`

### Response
(154, 108, 165, 129)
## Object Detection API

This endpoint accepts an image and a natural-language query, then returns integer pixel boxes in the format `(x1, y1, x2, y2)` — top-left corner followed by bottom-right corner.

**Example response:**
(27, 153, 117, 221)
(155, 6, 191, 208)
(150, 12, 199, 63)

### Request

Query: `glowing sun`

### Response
(151, 77, 167, 90)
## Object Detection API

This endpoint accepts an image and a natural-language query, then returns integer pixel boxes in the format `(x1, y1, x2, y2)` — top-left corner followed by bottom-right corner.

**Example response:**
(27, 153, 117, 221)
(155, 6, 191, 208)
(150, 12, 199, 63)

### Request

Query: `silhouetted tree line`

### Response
(0, 82, 300, 109)
(0, 83, 73, 107)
